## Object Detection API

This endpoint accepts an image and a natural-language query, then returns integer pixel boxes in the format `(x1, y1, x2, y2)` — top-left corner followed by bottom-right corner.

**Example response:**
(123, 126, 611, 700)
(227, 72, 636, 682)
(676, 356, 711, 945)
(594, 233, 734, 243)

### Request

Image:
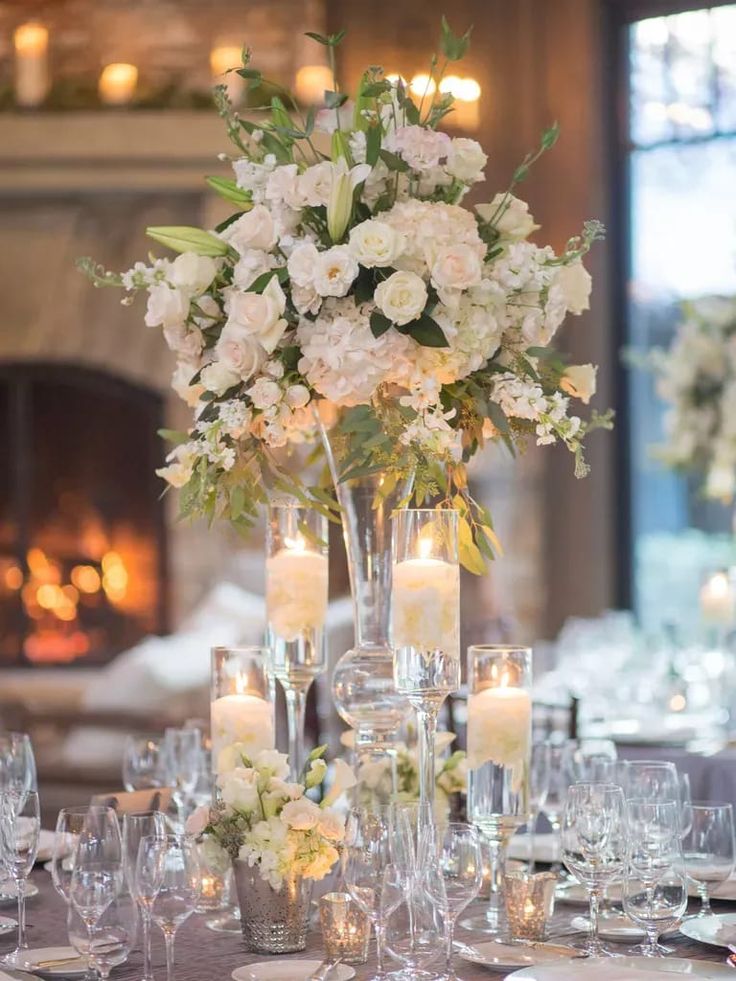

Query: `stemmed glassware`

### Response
(527, 740, 551, 873)
(0, 732, 37, 795)
(430, 822, 483, 981)
(344, 808, 406, 980)
(122, 735, 166, 792)
(163, 728, 202, 830)
(267, 502, 328, 778)
(392, 509, 460, 812)
(138, 834, 200, 981)
(68, 892, 138, 979)
(464, 646, 531, 936)
(122, 810, 168, 977)
(561, 782, 627, 957)
(52, 806, 119, 903)
(623, 799, 687, 956)
(682, 802, 735, 916)
(0, 789, 40, 962)
(540, 739, 576, 874)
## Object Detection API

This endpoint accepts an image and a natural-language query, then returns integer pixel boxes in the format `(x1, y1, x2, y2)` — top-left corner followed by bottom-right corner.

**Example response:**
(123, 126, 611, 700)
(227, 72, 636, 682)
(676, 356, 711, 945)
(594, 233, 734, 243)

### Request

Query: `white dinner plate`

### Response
(688, 876, 736, 902)
(0, 914, 16, 936)
(458, 940, 581, 972)
(5, 946, 89, 977)
(554, 881, 623, 906)
(0, 880, 39, 905)
(507, 955, 735, 978)
(679, 912, 736, 949)
(569, 913, 678, 942)
(231, 962, 356, 981)
(508, 834, 561, 865)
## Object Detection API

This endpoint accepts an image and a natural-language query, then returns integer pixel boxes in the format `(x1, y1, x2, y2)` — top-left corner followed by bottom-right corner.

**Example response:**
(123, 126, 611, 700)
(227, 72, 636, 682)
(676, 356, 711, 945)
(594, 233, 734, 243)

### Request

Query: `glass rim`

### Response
(690, 801, 734, 811)
(391, 507, 458, 517)
(58, 804, 117, 815)
(211, 645, 269, 656)
(467, 644, 532, 655)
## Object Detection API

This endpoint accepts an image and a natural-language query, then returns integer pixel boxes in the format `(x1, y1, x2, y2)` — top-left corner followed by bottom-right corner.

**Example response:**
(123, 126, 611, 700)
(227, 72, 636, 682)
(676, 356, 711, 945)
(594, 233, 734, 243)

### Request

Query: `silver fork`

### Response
(308, 957, 342, 981)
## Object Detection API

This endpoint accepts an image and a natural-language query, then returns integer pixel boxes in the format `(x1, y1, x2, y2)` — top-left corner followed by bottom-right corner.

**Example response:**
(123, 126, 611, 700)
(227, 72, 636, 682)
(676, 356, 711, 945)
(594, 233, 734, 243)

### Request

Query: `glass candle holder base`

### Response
(459, 909, 507, 936)
(205, 909, 241, 934)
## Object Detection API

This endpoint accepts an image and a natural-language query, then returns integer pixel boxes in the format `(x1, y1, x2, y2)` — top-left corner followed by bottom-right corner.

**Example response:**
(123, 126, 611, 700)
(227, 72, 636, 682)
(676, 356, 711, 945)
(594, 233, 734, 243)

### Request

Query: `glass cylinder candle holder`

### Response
(319, 892, 370, 965)
(504, 871, 556, 941)
(392, 508, 460, 811)
(267, 502, 328, 777)
(210, 647, 275, 775)
(195, 845, 229, 913)
(463, 645, 532, 937)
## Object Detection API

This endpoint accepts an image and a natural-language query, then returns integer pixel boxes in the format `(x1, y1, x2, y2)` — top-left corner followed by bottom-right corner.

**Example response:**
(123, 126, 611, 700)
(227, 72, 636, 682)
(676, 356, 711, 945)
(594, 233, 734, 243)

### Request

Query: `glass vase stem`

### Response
(285, 686, 309, 780)
(416, 704, 439, 811)
(486, 837, 509, 936)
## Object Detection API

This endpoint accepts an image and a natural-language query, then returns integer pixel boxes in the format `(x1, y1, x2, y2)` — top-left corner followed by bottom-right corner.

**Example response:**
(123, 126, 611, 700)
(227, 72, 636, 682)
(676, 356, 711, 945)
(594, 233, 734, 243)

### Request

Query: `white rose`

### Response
(144, 283, 189, 328)
(285, 384, 311, 409)
(287, 241, 320, 287)
(215, 324, 264, 381)
(226, 276, 288, 353)
(200, 360, 240, 396)
(560, 363, 597, 404)
(162, 323, 203, 360)
(476, 193, 539, 241)
(219, 767, 260, 813)
(280, 797, 321, 831)
(169, 252, 218, 294)
(253, 749, 290, 779)
(313, 245, 359, 298)
(349, 219, 404, 268)
(431, 244, 483, 291)
(374, 270, 427, 326)
(555, 260, 592, 315)
(292, 284, 322, 315)
(248, 378, 282, 410)
(298, 161, 334, 207)
(223, 205, 277, 253)
(233, 249, 277, 290)
(446, 138, 488, 183)
(316, 809, 345, 842)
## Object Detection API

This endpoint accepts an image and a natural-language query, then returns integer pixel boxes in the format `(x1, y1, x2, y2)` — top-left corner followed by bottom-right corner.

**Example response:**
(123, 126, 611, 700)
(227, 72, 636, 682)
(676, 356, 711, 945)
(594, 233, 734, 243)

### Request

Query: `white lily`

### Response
(321, 758, 358, 807)
(326, 160, 371, 243)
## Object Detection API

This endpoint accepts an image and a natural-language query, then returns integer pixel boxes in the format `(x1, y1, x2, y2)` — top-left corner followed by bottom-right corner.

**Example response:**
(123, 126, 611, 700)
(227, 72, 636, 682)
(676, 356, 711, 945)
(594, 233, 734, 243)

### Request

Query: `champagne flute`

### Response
(163, 728, 202, 830)
(540, 739, 576, 875)
(149, 835, 201, 981)
(431, 822, 483, 980)
(0, 790, 40, 962)
(0, 733, 36, 795)
(528, 740, 551, 873)
(561, 782, 627, 957)
(683, 802, 735, 916)
(122, 735, 166, 792)
(133, 834, 167, 981)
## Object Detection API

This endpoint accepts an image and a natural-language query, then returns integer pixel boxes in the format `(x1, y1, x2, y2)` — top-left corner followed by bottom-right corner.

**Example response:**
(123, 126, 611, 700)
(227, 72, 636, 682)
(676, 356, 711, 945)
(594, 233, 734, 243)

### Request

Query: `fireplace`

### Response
(0, 363, 168, 667)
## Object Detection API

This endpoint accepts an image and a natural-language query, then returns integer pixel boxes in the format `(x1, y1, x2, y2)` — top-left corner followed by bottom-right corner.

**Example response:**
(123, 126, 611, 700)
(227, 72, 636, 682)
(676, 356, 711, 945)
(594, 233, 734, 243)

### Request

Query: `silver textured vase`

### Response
(233, 861, 312, 954)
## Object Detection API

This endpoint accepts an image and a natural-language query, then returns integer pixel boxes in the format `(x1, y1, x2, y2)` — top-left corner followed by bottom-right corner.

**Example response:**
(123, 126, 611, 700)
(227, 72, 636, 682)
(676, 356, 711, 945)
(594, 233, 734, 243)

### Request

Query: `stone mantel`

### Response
(0, 111, 233, 193)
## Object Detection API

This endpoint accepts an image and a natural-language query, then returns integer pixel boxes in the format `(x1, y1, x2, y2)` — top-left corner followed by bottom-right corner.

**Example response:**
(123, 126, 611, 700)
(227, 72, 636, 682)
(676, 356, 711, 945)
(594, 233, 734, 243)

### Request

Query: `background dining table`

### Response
(4, 870, 736, 980)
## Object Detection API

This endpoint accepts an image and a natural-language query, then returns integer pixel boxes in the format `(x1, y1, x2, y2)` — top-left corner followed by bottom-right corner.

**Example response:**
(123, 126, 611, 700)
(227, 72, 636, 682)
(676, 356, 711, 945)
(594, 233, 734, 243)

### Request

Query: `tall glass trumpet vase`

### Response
(463, 645, 532, 936)
(392, 509, 460, 813)
(267, 503, 328, 778)
(210, 647, 275, 776)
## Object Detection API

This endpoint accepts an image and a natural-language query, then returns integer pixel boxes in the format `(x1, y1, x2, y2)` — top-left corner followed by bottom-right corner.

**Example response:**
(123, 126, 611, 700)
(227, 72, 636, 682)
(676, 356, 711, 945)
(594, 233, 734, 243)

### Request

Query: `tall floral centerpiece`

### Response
(79, 20, 610, 784)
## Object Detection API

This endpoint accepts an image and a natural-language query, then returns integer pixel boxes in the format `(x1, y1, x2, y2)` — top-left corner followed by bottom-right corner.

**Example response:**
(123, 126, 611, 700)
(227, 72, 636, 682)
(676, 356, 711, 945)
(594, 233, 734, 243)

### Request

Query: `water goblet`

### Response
(561, 782, 627, 957)
(148, 834, 201, 981)
(430, 821, 483, 980)
(540, 739, 577, 875)
(163, 728, 202, 830)
(69, 832, 123, 978)
(682, 802, 735, 916)
(122, 735, 166, 792)
(52, 806, 119, 903)
(0, 789, 40, 961)
(0, 733, 36, 795)
(68, 891, 138, 979)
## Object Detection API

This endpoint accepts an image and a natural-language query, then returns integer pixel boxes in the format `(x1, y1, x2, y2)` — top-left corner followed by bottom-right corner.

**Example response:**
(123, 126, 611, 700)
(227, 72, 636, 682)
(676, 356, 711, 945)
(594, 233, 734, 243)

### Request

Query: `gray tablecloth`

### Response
(2, 870, 734, 980)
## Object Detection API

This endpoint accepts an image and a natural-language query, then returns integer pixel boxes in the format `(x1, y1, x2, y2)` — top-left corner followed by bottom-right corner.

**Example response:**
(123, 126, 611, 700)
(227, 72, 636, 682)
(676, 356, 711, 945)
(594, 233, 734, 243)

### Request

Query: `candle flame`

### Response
(284, 534, 306, 552)
(418, 534, 433, 559)
(14, 22, 48, 54)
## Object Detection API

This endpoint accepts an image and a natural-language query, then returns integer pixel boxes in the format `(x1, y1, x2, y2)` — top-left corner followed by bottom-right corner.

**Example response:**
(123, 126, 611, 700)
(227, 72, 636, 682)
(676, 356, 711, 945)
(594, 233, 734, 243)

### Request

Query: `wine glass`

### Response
(431, 822, 483, 980)
(624, 799, 686, 955)
(682, 802, 735, 916)
(0, 733, 36, 795)
(0, 790, 40, 961)
(540, 739, 577, 874)
(344, 809, 406, 979)
(52, 806, 119, 903)
(122, 735, 166, 793)
(69, 829, 124, 978)
(561, 782, 627, 957)
(624, 761, 680, 807)
(569, 740, 618, 783)
(122, 811, 168, 891)
(163, 728, 202, 829)
(148, 835, 201, 981)
(527, 740, 551, 873)
(678, 772, 693, 838)
(132, 834, 167, 981)
(68, 891, 138, 979)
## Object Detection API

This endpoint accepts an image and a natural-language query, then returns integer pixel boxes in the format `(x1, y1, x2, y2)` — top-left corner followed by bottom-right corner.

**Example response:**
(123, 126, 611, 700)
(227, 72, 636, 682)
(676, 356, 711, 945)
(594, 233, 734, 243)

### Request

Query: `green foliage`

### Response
(146, 226, 231, 257)
(439, 16, 473, 61)
(205, 176, 253, 209)
(75, 258, 123, 288)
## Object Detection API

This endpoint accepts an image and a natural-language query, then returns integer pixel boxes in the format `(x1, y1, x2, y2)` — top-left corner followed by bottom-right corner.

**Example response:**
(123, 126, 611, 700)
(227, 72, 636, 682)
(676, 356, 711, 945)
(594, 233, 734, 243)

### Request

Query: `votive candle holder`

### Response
(504, 870, 556, 941)
(319, 891, 370, 964)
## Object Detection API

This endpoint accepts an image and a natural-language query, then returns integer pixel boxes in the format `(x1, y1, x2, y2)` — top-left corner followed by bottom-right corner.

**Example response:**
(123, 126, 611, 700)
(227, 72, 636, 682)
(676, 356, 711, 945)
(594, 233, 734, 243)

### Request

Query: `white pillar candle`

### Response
(99, 63, 138, 107)
(14, 23, 49, 109)
(266, 546, 328, 641)
(700, 572, 734, 626)
(210, 693, 274, 769)
(467, 685, 532, 770)
(392, 557, 460, 657)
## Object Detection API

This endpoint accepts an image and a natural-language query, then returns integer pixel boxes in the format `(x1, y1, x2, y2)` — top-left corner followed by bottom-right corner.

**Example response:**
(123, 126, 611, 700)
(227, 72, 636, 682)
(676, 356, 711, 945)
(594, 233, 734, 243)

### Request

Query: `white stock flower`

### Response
(226, 276, 288, 353)
(215, 324, 264, 382)
(200, 361, 240, 396)
(162, 323, 204, 360)
(431, 244, 483, 291)
(476, 193, 539, 241)
(313, 245, 359, 298)
(374, 270, 427, 325)
(386, 125, 451, 171)
(298, 161, 334, 207)
(144, 283, 189, 329)
(223, 205, 278, 253)
(560, 363, 597, 404)
(349, 219, 404, 268)
(555, 260, 592, 315)
(169, 252, 218, 294)
(232, 249, 278, 290)
(446, 138, 487, 183)
(280, 797, 321, 831)
(265, 164, 305, 210)
(219, 399, 251, 438)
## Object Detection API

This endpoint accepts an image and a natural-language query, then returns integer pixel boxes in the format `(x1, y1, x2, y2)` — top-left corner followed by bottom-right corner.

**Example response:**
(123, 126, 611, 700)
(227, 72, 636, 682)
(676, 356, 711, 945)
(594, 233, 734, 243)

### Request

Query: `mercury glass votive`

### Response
(504, 871, 556, 941)
(319, 892, 370, 964)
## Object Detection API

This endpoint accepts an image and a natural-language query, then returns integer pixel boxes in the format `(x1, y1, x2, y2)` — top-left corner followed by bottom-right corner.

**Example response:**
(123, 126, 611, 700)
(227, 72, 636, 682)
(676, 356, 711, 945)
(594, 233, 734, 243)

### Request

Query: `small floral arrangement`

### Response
(187, 746, 356, 890)
(647, 297, 736, 502)
(78, 18, 611, 569)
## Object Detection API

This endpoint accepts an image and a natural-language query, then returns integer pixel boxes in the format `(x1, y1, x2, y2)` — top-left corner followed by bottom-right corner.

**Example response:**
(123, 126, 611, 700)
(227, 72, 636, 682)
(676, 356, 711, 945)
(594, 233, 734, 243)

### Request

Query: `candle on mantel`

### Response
(440, 75, 481, 131)
(700, 571, 735, 627)
(98, 63, 138, 107)
(210, 45, 244, 103)
(266, 536, 328, 642)
(210, 688, 274, 769)
(392, 536, 460, 656)
(14, 23, 49, 109)
(294, 64, 332, 105)
(467, 679, 532, 771)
